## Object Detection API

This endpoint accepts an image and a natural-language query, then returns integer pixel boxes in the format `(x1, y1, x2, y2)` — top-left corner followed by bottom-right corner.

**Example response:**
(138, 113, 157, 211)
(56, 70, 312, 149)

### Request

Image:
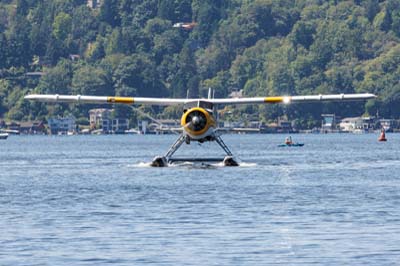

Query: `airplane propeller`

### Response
(184, 110, 208, 132)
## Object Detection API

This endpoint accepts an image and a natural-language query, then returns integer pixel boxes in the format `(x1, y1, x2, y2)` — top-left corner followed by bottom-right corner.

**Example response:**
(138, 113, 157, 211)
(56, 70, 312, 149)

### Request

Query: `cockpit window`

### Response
(184, 101, 214, 110)
(198, 101, 213, 110)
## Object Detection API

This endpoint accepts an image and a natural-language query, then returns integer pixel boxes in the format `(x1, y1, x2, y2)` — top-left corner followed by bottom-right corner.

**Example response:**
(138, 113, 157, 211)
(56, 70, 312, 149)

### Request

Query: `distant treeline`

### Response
(1, 0, 400, 129)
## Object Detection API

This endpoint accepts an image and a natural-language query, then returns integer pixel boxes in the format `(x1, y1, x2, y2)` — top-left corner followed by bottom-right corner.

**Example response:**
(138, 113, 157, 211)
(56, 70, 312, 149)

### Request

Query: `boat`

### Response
(278, 143, 304, 147)
(0, 133, 9, 140)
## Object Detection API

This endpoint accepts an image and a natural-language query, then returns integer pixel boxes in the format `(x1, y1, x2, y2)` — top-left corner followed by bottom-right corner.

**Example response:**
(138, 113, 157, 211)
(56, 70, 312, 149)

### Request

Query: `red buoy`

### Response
(378, 129, 387, 142)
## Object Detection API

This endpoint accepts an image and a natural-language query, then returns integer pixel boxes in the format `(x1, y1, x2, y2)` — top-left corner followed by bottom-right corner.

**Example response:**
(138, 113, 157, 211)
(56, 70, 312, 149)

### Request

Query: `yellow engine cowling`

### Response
(181, 107, 216, 139)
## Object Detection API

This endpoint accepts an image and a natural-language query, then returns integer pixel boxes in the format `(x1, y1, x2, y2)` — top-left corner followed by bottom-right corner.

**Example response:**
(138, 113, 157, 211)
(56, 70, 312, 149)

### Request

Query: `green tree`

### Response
(121, 26, 149, 54)
(175, 0, 192, 22)
(374, 9, 392, 31)
(144, 18, 171, 38)
(0, 33, 7, 69)
(171, 44, 197, 97)
(15, 0, 30, 17)
(191, 0, 222, 46)
(37, 60, 73, 95)
(202, 70, 231, 98)
(105, 28, 123, 55)
(7, 15, 32, 67)
(364, 0, 380, 22)
(44, 36, 67, 65)
(265, 44, 296, 95)
(100, 0, 120, 27)
(113, 54, 167, 97)
(72, 65, 112, 96)
(85, 38, 106, 62)
(71, 6, 99, 53)
(392, 10, 400, 37)
(6, 89, 26, 121)
(53, 12, 72, 41)
(157, 0, 175, 20)
(290, 21, 315, 49)
(0, 79, 11, 117)
(153, 30, 183, 63)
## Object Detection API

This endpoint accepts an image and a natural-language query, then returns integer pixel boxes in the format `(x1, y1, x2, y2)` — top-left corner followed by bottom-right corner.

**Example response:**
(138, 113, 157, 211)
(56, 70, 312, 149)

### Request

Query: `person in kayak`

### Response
(285, 136, 293, 145)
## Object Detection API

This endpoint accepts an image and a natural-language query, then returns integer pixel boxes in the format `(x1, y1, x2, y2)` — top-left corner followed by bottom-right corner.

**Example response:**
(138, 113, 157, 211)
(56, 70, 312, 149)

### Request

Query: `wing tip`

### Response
(24, 94, 38, 100)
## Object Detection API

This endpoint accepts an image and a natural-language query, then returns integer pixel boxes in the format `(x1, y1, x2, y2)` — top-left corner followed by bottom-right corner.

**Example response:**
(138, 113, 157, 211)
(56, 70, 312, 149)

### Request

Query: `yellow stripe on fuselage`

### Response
(264, 96, 285, 103)
(107, 97, 135, 104)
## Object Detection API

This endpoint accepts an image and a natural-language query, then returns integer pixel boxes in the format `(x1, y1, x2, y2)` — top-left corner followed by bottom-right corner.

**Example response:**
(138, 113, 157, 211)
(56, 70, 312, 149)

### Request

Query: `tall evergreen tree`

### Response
(0, 33, 7, 69)
(171, 43, 197, 97)
(100, 0, 120, 27)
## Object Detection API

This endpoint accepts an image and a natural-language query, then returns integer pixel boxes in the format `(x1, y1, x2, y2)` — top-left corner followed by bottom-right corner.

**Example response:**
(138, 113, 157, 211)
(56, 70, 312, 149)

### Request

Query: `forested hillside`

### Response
(1, 0, 400, 128)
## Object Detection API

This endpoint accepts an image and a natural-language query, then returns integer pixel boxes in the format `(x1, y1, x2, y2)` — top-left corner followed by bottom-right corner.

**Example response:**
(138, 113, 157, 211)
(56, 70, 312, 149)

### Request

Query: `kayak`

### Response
(278, 143, 304, 147)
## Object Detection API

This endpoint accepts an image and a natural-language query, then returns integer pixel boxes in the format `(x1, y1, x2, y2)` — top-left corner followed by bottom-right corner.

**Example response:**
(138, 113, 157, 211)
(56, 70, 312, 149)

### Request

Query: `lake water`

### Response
(1, 133, 400, 265)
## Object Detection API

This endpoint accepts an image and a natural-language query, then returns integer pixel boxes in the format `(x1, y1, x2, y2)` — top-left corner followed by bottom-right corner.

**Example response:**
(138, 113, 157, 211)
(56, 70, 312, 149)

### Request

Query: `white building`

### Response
(48, 116, 76, 135)
(89, 108, 112, 130)
(87, 0, 102, 9)
(339, 117, 373, 133)
(339, 117, 363, 132)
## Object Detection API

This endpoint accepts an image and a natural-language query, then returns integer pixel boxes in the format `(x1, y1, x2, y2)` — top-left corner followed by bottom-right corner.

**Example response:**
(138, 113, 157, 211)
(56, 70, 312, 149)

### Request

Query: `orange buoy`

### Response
(378, 129, 387, 142)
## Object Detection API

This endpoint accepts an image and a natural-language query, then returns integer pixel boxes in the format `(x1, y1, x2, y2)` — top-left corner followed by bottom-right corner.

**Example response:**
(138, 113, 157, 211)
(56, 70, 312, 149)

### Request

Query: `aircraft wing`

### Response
(209, 93, 376, 105)
(24, 93, 376, 106)
(24, 94, 189, 105)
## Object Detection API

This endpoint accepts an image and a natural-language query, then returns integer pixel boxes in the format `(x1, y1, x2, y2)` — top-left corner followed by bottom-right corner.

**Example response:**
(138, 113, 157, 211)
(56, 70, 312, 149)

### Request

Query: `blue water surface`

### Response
(1, 134, 400, 265)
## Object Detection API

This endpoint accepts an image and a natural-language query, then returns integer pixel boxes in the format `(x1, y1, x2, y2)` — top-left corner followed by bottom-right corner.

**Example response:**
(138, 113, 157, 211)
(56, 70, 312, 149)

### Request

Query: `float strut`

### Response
(215, 135, 233, 156)
(164, 134, 186, 159)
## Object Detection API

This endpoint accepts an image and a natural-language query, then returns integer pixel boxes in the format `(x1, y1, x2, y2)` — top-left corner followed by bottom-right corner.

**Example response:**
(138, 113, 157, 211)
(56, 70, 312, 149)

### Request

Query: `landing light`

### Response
(283, 96, 291, 104)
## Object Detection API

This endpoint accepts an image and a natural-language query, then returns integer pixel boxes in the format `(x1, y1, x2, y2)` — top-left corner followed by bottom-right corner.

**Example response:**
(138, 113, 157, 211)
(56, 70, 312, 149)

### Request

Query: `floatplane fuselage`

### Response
(25, 91, 376, 167)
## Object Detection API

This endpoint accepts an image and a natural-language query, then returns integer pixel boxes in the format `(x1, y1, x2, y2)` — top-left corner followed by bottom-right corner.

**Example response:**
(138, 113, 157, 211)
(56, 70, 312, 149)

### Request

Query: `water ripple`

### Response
(1, 134, 400, 265)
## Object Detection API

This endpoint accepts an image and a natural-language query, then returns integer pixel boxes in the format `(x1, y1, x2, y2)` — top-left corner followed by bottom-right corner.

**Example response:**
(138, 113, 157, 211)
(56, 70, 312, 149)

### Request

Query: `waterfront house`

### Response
(339, 117, 363, 132)
(6, 122, 20, 133)
(111, 118, 129, 134)
(278, 120, 293, 133)
(148, 119, 181, 134)
(379, 119, 395, 132)
(339, 117, 375, 133)
(48, 116, 76, 135)
(89, 108, 112, 130)
(321, 114, 337, 132)
(89, 109, 130, 134)
(19, 121, 46, 134)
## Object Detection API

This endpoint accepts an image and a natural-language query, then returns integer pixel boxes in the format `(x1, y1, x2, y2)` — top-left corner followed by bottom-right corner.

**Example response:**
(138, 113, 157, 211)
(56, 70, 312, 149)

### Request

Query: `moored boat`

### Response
(0, 133, 9, 140)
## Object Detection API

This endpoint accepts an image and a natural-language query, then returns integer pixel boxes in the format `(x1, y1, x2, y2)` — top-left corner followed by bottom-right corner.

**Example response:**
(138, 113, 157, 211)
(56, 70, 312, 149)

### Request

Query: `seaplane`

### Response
(24, 90, 376, 167)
